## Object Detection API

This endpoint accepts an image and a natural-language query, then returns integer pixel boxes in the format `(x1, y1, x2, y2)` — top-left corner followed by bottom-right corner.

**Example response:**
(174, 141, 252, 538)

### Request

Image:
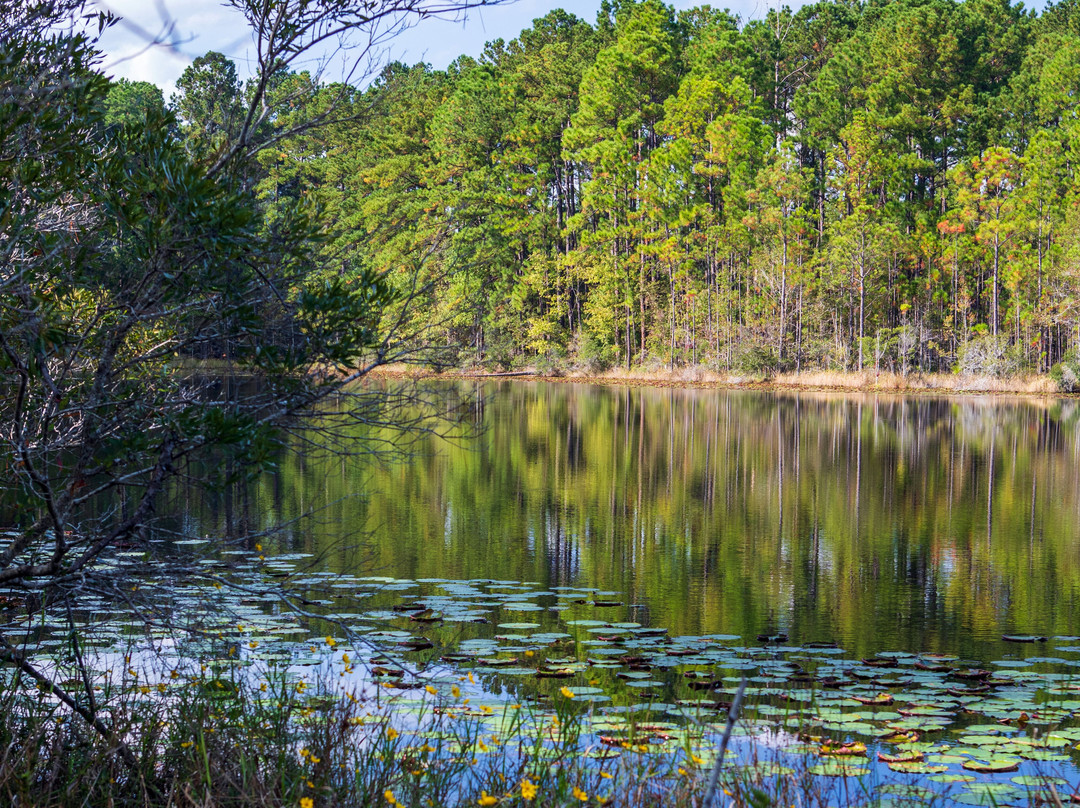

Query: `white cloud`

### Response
(90, 0, 803, 96)
(92, 0, 251, 96)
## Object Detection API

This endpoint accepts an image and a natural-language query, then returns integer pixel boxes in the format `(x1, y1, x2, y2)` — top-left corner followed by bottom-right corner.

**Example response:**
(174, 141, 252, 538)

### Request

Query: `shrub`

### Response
(572, 331, 615, 374)
(955, 334, 1023, 377)
(732, 344, 777, 377)
(1051, 351, 1080, 392)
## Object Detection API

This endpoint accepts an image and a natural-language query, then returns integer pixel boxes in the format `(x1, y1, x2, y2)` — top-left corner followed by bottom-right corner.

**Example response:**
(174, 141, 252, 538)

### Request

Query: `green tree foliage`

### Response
(170, 51, 244, 150)
(184, 0, 1080, 378)
(102, 78, 165, 128)
(0, 0, 513, 781)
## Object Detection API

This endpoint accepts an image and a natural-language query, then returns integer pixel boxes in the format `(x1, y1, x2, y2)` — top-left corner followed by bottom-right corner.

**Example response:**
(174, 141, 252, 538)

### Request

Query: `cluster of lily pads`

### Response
(6, 547, 1080, 806)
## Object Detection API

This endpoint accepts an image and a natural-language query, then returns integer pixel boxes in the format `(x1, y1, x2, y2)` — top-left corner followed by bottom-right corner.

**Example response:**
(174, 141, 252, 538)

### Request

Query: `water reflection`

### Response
(169, 382, 1080, 661)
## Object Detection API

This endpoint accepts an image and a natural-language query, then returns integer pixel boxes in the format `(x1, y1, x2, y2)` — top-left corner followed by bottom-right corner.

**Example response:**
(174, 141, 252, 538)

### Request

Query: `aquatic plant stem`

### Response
(0, 636, 162, 801)
(703, 676, 746, 806)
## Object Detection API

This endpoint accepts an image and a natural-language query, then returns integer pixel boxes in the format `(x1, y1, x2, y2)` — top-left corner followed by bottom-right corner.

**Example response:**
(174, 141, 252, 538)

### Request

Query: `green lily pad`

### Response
(961, 757, 1021, 773)
(807, 760, 870, 777)
(888, 762, 949, 774)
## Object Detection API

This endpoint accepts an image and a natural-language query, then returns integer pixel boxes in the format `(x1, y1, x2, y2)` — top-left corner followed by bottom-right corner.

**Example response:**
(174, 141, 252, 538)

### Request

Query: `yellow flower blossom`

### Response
(386, 727, 399, 741)
(477, 792, 498, 806)
(452, 685, 461, 699)
(425, 685, 438, 695)
(325, 636, 336, 647)
(384, 790, 397, 805)
(300, 798, 313, 808)
(560, 687, 575, 699)
(520, 780, 538, 800)
(572, 786, 588, 801)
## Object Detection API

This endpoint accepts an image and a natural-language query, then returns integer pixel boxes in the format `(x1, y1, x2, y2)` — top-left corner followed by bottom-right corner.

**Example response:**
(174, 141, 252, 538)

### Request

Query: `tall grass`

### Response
(0, 662, 941, 808)
(369, 365, 1066, 396)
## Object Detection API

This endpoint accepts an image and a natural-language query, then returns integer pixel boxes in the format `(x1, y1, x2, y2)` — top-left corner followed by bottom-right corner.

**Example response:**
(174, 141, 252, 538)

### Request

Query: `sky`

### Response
(91, 0, 783, 97)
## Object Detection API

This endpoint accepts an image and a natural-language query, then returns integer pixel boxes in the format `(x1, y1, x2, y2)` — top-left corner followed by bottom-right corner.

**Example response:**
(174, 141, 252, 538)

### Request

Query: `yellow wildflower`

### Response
(425, 685, 438, 695)
(386, 727, 399, 741)
(452, 685, 462, 699)
(300, 799, 313, 808)
(521, 780, 538, 800)
(325, 636, 336, 647)
(384, 790, 397, 805)
(572, 786, 588, 801)
(477, 792, 498, 806)
(560, 686, 575, 699)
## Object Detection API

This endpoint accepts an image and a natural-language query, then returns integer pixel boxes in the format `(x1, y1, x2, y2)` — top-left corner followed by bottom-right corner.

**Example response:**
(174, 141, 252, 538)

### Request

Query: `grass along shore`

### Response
(367, 365, 1067, 397)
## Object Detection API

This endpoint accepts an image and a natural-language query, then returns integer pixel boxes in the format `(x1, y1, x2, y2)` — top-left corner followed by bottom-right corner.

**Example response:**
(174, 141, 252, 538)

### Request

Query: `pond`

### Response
(176, 380, 1080, 663)
(66, 381, 1080, 804)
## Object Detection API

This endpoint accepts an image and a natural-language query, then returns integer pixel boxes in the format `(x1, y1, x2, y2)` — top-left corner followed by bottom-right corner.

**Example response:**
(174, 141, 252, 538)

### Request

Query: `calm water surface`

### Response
(184, 382, 1080, 661)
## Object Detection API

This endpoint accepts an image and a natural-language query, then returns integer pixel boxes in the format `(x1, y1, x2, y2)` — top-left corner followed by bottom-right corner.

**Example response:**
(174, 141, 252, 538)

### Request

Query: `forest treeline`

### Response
(133, 0, 1080, 382)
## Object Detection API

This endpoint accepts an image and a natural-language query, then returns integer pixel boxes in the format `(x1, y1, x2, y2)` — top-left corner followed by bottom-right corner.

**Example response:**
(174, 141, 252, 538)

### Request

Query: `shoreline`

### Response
(365, 365, 1072, 398)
